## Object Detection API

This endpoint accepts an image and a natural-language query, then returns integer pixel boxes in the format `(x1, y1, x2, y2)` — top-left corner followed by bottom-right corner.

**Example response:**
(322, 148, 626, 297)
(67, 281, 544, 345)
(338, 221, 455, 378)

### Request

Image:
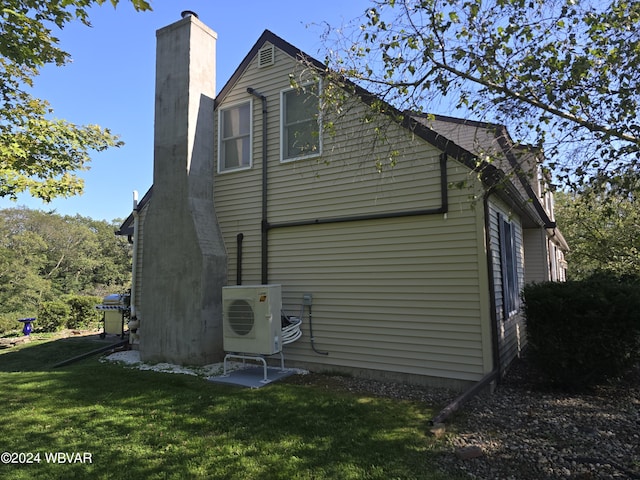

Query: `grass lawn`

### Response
(0, 335, 459, 480)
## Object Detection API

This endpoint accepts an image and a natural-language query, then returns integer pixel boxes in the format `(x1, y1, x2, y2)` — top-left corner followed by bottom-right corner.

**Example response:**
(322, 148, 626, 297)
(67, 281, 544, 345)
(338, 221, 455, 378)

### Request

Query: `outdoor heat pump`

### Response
(222, 285, 282, 355)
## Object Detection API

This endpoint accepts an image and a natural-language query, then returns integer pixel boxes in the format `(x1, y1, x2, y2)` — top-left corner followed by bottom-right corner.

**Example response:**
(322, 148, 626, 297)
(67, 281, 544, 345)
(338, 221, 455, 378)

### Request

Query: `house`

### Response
(117, 13, 567, 390)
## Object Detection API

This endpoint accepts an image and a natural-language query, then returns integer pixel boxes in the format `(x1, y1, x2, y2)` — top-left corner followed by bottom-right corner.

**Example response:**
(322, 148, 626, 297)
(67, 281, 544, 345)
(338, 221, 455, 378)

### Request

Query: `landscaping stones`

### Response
(429, 422, 447, 439)
(321, 357, 639, 479)
(435, 357, 640, 479)
(0, 336, 31, 348)
(455, 445, 484, 460)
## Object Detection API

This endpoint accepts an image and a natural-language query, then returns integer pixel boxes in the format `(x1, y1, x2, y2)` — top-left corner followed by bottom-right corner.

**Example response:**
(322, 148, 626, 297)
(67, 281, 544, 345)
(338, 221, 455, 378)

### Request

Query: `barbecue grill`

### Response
(96, 293, 130, 339)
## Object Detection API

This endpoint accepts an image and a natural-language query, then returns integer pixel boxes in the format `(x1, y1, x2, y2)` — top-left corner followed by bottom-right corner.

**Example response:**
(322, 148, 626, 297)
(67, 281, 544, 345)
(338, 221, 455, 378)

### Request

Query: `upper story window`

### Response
(281, 82, 321, 162)
(218, 100, 252, 173)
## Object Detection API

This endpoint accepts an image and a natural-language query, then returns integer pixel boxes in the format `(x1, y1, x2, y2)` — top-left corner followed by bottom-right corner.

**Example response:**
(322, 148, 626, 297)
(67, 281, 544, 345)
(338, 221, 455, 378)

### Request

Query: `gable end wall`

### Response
(212, 47, 494, 388)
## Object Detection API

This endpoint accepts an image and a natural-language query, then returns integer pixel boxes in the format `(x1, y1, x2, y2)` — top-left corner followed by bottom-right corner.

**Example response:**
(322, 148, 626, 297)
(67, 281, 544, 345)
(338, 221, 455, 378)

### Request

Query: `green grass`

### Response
(0, 337, 457, 480)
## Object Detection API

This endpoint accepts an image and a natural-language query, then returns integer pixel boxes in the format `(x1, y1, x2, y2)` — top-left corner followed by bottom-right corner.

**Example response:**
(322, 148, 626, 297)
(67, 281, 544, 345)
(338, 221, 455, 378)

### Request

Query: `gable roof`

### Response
(118, 28, 557, 236)
(216, 30, 556, 227)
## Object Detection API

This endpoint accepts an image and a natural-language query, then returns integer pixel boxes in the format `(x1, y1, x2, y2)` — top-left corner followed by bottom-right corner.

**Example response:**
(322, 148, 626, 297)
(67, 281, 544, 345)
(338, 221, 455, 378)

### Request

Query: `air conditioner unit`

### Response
(222, 285, 282, 355)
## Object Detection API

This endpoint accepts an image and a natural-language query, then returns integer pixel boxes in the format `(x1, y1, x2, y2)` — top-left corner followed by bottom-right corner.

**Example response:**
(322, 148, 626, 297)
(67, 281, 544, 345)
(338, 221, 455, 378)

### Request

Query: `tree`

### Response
(0, 0, 151, 201)
(318, 0, 640, 194)
(0, 207, 132, 331)
(554, 172, 640, 279)
(0, 209, 50, 315)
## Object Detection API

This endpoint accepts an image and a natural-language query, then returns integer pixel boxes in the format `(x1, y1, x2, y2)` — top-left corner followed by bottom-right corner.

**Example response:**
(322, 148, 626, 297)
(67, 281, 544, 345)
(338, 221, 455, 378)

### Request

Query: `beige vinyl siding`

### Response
(550, 241, 567, 281)
(268, 114, 445, 223)
(132, 203, 147, 319)
(487, 196, 526, 372)
(214, 44, 492, 386)
(215, 44, 290, 284)
(269, 212, 487, 383)
(523, 228, 549, 284)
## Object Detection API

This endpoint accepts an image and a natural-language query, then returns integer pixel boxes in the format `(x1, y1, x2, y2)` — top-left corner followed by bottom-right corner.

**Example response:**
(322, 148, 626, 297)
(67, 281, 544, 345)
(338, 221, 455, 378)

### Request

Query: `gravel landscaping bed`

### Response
(436, 356, 640, 479)
(311, 355, 640, 480)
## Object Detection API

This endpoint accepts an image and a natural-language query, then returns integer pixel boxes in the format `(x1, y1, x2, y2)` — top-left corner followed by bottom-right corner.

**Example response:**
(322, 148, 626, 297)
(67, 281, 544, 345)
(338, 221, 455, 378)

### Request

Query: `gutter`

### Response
(494, 130, 555, 229)
(267, 152, 449, 232)
(259, 150, 449, 283)
(246, 87, 269, 284)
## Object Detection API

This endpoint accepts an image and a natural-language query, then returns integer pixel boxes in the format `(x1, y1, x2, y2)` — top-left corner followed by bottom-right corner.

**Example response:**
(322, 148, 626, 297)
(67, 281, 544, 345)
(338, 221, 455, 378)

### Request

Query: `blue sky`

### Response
(1, 0, 372, 222)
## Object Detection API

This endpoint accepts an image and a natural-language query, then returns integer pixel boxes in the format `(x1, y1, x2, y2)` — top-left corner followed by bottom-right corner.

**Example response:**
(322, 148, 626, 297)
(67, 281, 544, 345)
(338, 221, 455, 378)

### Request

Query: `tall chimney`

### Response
(139, 14, 227, 365)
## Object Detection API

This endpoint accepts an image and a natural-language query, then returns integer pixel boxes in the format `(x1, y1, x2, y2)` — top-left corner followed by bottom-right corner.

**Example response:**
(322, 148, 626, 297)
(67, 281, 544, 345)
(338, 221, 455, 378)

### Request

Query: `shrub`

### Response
(37, 301, 71, 333)
(0, 312, 35, 336)
(523, 273, 640, 389)
(0, 314, 14, 335)
(64, 295, 102, 329)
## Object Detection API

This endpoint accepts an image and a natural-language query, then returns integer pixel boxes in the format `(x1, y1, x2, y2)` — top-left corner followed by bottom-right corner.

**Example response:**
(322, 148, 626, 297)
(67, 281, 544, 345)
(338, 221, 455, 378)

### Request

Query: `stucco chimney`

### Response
(139, 14, 227, 365)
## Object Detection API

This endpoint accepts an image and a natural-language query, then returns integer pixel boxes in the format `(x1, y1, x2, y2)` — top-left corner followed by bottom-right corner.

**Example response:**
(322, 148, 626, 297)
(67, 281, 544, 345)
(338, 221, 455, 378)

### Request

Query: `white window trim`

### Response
(280, 81, 322, 163)
(217, 99, 253, 174)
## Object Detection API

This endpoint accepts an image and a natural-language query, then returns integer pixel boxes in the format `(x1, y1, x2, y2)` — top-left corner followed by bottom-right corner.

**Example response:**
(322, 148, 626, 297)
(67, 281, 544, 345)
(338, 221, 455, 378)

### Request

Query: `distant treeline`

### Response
(0, 207, 131, 333)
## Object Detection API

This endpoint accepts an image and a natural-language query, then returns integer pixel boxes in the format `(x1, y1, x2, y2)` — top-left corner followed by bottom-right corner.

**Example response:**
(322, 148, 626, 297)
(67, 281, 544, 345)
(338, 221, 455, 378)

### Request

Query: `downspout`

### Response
(128, 190, 140, 344)
(246, 87, 269, 284)
(130, 190, 140, 319)
(429, 185, 501, 426)
(483, 186, 502, 377)
(439, 152, 449, 215)
(236, 233, 243, 285)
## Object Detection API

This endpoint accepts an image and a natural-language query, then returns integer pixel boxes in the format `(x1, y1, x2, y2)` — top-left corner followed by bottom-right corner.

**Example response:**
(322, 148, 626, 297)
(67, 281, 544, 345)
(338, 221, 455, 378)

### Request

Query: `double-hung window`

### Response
(281, 82, 321, 161)
(499, 214, 519, 319)
(219, 101, 252, 172)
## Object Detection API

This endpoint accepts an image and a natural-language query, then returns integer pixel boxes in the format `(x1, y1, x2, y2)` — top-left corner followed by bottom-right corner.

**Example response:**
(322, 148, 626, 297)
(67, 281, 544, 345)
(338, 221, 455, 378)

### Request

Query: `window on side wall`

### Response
(499, 214, 519, 319)
(219, 100, 252, 173)
(281, 82, 321, 162)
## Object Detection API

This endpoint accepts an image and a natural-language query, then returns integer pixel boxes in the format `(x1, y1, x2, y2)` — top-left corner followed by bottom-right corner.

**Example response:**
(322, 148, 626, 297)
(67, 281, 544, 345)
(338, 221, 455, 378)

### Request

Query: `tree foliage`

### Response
(555, 173, 640, 279)
(0, 207, 131, 332)
(320, 0, 640, 193)
(0, 0, 151, 201)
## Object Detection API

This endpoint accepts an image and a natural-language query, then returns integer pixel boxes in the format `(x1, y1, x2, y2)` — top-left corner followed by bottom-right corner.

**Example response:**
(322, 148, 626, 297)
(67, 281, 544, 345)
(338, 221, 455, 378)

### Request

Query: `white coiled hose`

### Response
(281, 314, 302, 345)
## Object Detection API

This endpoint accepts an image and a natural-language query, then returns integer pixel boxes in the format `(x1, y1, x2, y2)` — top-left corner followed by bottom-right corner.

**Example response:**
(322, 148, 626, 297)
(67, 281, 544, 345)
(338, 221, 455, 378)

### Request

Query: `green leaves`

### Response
(555, 172, 640, 278)
(0, 207, 132, 326)
(322, 0, 640, 196)
(0, 0, 150, 202)
(0, 94, 123, 201)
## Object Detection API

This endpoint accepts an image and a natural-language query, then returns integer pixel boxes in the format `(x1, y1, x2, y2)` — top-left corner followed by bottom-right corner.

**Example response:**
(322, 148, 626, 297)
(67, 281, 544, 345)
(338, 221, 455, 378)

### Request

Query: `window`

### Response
(281, 82, 321, 161)
(219, 101, 252, 172)
(499, 214, 519, 319)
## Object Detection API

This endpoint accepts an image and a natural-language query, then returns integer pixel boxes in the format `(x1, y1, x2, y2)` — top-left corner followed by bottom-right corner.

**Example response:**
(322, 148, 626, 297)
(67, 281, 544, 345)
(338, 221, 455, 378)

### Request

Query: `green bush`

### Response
(0, 312, 35, 336)
(523, 273, 640, 389)
(0, 315, 14, 335)
(33, 295, 104, 333)
(64, 294, 102, 329)
(37, 300, 71, 333)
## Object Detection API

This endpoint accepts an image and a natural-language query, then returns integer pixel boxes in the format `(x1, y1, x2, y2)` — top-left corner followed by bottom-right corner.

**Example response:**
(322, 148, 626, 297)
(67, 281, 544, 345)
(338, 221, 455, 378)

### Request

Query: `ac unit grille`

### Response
(227, 299, 254, 336)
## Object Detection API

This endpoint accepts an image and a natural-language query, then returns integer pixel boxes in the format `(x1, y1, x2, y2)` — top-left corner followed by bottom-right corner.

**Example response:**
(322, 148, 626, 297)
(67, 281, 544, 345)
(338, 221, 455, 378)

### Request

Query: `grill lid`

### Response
(96, 293, 130, 310)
